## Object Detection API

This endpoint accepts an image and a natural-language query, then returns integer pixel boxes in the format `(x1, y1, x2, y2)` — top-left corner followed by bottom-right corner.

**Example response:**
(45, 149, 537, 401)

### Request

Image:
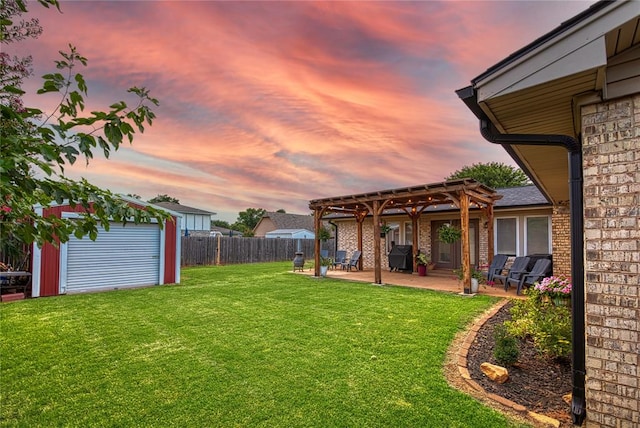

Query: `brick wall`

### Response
(551, 205, 571, 276)
(582, 94, 639, 427)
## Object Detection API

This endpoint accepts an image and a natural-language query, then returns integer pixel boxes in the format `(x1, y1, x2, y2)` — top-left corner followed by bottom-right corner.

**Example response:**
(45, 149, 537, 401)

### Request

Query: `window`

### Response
(496, 218, 517, 255)
(526, 216, 550, 254)
(404, 222, 413, 245)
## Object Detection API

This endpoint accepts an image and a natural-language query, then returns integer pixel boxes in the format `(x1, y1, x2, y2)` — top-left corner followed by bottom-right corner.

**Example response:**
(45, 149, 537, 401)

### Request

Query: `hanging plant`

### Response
(380, 224, 392, 237)
(438, 224, 462, 244)
(317, 226, 332, 242)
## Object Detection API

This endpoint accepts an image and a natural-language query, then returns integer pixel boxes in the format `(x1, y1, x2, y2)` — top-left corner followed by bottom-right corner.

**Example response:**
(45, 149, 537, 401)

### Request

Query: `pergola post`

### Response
(372, 200, 381, 284)
(313, 208, 322, 277)
(459, 191, 471, 291)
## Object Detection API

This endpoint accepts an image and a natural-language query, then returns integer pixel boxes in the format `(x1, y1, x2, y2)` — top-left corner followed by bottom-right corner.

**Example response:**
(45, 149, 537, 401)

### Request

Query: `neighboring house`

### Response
(265, 229, 315, 239)
(457, 1, 639, 425)
(153, 202, 215, 236)
(327, 184, 556, 272)
(253, 211, 316, 237)
(32, 196, 181, 297)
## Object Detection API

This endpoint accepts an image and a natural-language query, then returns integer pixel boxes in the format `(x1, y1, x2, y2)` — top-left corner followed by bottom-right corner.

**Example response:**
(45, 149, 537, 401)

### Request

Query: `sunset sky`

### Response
(11, 0, 595, 222)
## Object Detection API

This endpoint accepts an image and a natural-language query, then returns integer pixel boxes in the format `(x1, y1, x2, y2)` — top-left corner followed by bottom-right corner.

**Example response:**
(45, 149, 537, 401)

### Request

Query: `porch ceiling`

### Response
(308, 178, 501, 216)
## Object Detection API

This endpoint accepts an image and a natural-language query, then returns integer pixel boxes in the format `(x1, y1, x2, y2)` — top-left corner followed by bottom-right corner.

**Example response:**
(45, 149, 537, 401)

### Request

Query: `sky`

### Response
(10, 0, 596, 222)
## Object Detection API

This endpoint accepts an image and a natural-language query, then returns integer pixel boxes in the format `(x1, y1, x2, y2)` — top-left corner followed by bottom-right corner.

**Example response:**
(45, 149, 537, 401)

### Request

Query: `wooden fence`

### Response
(181, 236, 335, 267)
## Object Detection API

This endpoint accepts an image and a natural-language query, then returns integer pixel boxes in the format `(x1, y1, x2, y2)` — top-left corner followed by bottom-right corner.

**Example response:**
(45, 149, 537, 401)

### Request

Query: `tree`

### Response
(276, 208, 286, 213)
(148, 194, 179, 204)
(235, 208, 266, 234)
(445, 162, 530, 189)
(1, 0, 167, 247)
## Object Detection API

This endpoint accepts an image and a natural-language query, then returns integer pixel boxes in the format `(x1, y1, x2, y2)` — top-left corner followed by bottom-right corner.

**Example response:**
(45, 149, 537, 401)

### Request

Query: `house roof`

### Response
(265, 228, 314, 235)
(260, 212, 315, 231)
(457, 0, 640, 204)
(152, 202, 216, 216)
(211, 226, 243, 237)
(493, 185, 550, 208)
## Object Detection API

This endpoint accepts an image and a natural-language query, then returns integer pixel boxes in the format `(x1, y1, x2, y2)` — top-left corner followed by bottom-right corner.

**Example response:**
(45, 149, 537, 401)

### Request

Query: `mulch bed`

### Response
(466, 301, 574, 426)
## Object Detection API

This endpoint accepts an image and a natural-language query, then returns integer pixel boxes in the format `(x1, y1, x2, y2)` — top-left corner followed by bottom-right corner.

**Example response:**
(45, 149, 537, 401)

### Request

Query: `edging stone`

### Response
(455, 299, 563, 428)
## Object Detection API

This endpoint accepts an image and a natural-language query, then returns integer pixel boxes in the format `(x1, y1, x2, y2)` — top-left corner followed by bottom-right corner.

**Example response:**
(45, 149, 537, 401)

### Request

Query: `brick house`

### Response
(457, 1, 639, 426)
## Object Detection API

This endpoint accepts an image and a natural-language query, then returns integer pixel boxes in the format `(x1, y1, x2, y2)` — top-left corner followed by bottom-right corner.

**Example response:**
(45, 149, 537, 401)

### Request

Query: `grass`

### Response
(1, 262, 528, 427)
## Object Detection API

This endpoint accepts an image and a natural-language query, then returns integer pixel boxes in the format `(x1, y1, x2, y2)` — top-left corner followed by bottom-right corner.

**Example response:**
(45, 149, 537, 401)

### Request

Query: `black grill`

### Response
(388, 245, 413, 272)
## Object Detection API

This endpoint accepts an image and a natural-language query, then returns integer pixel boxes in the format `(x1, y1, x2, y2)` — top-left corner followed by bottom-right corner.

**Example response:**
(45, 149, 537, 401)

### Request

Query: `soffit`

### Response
(473, 6, 639, 204)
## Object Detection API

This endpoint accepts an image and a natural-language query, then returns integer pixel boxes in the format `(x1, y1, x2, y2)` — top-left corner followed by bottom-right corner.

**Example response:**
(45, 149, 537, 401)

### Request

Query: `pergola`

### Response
(308, 178, 502, 288)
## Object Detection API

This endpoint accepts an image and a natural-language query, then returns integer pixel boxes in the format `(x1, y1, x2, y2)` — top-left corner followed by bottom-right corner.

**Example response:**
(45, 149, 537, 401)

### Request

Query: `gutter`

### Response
(328, 220, 338, 253)
(456, 87, 587, 426)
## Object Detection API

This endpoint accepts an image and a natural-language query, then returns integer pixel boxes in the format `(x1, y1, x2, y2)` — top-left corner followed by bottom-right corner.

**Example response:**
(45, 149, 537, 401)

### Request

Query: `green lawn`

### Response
(1, 262, 528, 427)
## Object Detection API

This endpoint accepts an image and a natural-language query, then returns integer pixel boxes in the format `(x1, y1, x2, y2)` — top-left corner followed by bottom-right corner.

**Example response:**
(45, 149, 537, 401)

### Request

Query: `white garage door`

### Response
(62, 222, 161, 293)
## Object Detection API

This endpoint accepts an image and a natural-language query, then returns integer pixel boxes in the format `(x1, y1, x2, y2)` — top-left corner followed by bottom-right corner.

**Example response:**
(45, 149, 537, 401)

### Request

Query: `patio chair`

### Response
(507, 258, 553, 295)
(493, 256, 530, 290)
(332, 250, 347, 270)
(482, 254, 509, 283)
(342, 250, 362, 271)
(320, 249, 329, 258)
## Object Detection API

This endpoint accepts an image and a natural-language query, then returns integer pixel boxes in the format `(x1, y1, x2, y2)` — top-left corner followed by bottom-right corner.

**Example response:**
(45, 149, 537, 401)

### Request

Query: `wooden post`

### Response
(459, 191, 470, 292)
(314, 209, 321, 277)
(410, 208, 419, 272)
(373, 200, 381, 284)
(216, 234, 221, 265)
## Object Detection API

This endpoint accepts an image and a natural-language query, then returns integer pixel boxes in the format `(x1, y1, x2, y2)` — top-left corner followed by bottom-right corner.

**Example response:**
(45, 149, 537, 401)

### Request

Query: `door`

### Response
(431, 220, 479, 269)
(60, 222, 161, 293)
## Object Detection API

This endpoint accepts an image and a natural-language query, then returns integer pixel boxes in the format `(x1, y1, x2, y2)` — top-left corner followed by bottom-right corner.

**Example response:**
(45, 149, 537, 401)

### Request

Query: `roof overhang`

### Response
(459, 0, 640, 204)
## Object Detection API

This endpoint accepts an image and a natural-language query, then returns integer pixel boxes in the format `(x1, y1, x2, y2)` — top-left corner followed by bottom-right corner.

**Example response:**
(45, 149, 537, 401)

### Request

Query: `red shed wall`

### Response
(164, 218, 177, 284)
(39, 205, 89, 297)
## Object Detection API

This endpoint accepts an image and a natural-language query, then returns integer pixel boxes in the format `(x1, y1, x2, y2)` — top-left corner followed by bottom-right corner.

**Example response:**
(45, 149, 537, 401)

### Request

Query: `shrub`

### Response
(493, 324, 519, 366)
(505, 289, 572, 359)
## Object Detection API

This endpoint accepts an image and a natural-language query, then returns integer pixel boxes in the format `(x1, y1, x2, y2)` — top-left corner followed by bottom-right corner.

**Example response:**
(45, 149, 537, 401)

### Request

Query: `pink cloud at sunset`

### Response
(8, 1, 596, 222)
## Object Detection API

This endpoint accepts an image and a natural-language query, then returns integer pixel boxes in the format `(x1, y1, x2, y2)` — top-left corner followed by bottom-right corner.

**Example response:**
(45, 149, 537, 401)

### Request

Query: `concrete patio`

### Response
(296, 267, 526, 299)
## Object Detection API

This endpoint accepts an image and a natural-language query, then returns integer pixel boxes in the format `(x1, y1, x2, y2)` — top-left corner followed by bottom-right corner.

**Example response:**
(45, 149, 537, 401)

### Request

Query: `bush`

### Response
(505, 289, 572, 359)
(493, 324, 519, 366)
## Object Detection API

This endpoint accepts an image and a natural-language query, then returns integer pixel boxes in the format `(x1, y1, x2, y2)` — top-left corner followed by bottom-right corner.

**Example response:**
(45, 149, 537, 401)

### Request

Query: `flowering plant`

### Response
(534, 275, 572, 297)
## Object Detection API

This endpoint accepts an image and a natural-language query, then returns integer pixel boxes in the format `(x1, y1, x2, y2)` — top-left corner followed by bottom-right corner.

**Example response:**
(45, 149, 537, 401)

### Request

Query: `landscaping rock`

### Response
(480, 362, 509, 383)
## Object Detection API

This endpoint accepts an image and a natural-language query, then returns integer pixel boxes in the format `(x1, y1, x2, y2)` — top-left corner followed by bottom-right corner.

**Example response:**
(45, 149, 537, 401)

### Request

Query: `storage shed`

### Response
(31, 198, 182, 297)
(264, 229, 315, 239)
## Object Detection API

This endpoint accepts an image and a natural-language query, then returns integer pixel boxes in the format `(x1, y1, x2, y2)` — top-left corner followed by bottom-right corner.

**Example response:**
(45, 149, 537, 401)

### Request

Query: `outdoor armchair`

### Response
(342, 250, 362, 271)
(507, 258, 553, 295)
(332, 250, 347, 270)
(482, 254, 509, 282)
(493, 256, 530, 290)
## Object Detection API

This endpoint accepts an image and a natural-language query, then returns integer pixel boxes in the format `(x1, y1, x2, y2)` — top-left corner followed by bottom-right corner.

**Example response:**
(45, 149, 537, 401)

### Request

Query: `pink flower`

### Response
(534, 275, 572, 296)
